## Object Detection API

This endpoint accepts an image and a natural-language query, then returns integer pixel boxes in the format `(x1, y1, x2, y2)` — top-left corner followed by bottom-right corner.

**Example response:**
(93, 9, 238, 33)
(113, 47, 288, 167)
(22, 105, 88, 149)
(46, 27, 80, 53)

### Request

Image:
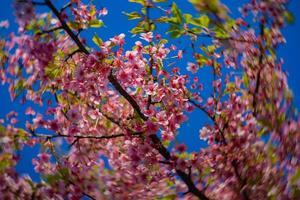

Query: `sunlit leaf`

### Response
(123, 11, 142, 20)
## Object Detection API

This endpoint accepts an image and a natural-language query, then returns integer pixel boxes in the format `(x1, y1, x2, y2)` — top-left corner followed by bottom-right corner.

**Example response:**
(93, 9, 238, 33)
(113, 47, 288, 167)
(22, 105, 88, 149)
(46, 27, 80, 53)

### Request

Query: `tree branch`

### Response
(64, 49, 82, 61)
(37, 26, 62, 35)
(44, 0, 89, 54)
(108, 72, 148, 121)
(252, 22, 265, 117)
(60, 2, 72, 13)
(33, 132, 141, 140)
(31, 1, 47, 6)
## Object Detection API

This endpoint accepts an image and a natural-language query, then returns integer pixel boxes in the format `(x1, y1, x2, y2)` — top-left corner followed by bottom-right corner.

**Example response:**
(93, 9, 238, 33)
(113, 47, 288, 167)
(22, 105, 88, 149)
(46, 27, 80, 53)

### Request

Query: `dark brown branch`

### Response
(252, 23, 265, 117)
(31, 1, 47, 6)
(176, 170, 209, 200)
(60, 2, 72, 13)
(185, 29, 257, 44)
(37, 26, 62, 35)
(190, 97, 251, 198)
(81, 192, 96, 200)
(148, 134, 209, 199)
(232, 160, 249, 200)
(64, 49, 82, 61)
(108, 72, 148, 121)
(188, 99, 215, 121)
(44, 0, 89, 55)
(34, 132, 141, 140)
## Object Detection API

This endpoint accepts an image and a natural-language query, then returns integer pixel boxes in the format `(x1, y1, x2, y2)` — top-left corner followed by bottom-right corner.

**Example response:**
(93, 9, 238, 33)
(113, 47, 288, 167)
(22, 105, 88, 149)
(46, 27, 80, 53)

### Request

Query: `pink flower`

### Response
(199, 126, 210, 140)
(48, 120, 61, 132)
(186, 62, 198, 74)
(99, 7, 108, 16)
(6, 111, 18, 119)
(110, 33, 125, 46)
(0, 20, 9, 28)
(155, 34, 161, 40)
(177, 50, 183, 59)
(140, 32, 153, 42)
(213, 79, 222, 89)
(68, 125, 79, 135)
(170, 45, 177, 51)
(38, 153, 51, 163)
(207, 97, 214, 106)
(135, 41, 143, 52)
(176, 144, 186, 153)
(176, 158, 187, 170)
(13, 1, 34, 28)
(125, 50, 138, 62)
(67, 108, 82, 123)
(25, 107, 36, 115)
(145, 121, 159, 135)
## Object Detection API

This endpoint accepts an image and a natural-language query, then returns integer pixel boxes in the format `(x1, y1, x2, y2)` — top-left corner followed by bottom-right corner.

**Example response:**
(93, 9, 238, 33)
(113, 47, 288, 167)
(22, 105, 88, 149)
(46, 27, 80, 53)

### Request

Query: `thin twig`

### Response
(34, 132, 141, 140)
(60, 2, 72, 13)
(108, 71, 148, 121)
(37, 26, 62, 35)
(45, 0, 89, 54)
(31, 1, 47, 6)
(64, 49, 82, 61)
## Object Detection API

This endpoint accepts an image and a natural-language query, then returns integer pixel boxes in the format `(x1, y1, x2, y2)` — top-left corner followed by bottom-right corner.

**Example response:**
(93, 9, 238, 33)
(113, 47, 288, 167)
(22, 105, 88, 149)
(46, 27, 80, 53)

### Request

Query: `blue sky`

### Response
(0, 0, 299, 182)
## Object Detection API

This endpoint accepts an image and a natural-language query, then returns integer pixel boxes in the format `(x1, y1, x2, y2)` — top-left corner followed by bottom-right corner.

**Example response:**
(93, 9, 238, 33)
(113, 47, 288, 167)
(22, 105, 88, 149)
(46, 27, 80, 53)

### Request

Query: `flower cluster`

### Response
(0, 0, 299, 199)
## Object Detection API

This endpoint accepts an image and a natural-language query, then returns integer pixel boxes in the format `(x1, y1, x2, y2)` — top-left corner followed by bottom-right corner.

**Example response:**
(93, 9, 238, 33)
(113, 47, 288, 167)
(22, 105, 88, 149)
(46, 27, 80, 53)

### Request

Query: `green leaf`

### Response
(213, 26, 229, 39)
(162, 140, 170, 147)
(44, 168, 70, 185)
(17, 128, 29, 141)
(155, 194, 176, 200)
(123, 11, 141, 20)
(202, 166, 211, 176)
(225, 82, 236, 94)
(68, 21, 80, 30)
(284, 11, 294, 24)
(258, 119, 273, 129)
(188, 15, 210, 28)
(131, 26, 145, 34)
(257, 127, 269, 137)
(166, 25, 184, 38)
(199, 15, 210, 28)
(155, 16, 169, 23)
(291, 167, 300, 184)
(45, 65, 62, 79)
(45, 174, 60, 185)
(190, 27, 202, 35)
(207, 45, 216, 52)
(166, 17, 180, 25)
(171, 3, 183, 24)
(13, 79, 25, 99)
(153, 0, 167, 2)
(0, 124, 5, 133)
(195, 54, 209, 66)
(92, 34, 103, 47)
(89, 19, 104, 28)
(0, 153, 12, 172)
(0, 159, 10, 172)
(158, 39, 168, 45)
(183, 13, 192, 22)
(170, 29, 184, 38)
(58, 168, 70, 179)
(129, 0, 146, 5)
(267, 145, 278, 165)
(90, 6, 96, 16)
(243, 73, 249, 88)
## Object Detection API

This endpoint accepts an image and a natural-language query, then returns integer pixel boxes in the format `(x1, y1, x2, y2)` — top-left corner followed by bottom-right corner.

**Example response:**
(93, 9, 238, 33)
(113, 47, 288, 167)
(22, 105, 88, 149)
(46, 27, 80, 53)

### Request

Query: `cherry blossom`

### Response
(0, 0, 299, 199)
